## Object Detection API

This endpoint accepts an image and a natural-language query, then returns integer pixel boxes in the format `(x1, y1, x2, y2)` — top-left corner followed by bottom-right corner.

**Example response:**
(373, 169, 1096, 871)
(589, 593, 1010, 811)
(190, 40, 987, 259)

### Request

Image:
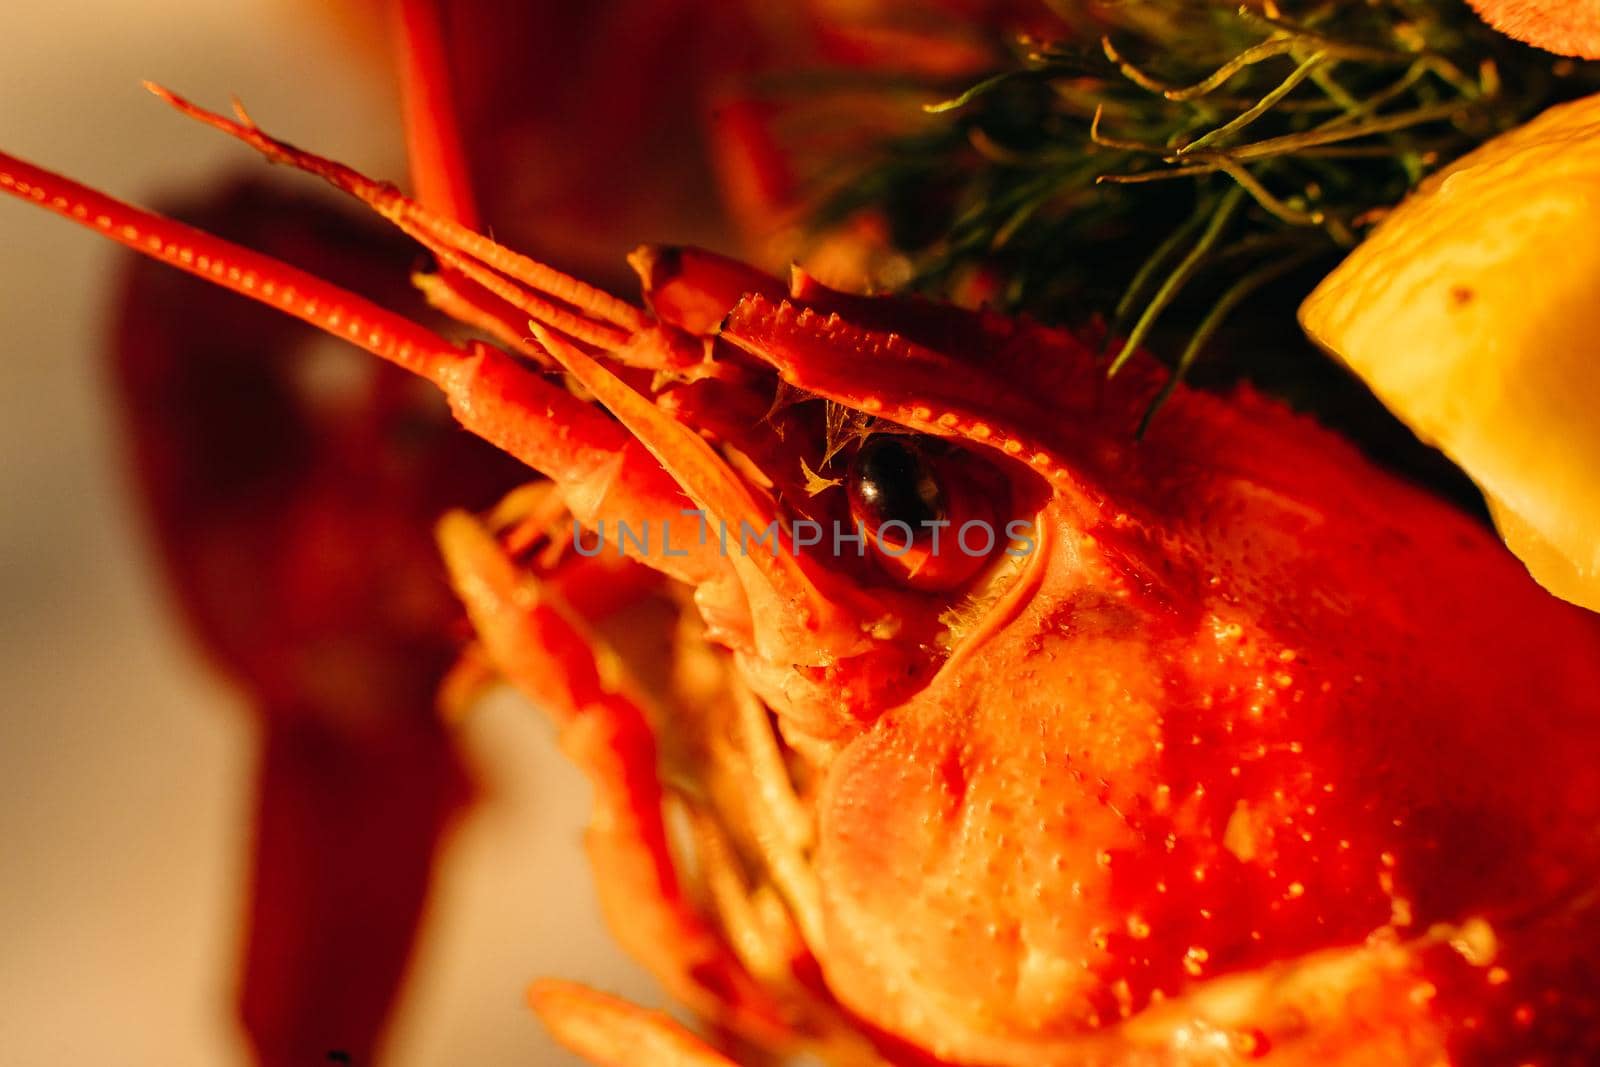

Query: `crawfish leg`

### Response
(243, 712, 464, 1067)
(529, 981, 739, 1067)
(435, 512, 785, 1044)
(106, 178, 505, 1066)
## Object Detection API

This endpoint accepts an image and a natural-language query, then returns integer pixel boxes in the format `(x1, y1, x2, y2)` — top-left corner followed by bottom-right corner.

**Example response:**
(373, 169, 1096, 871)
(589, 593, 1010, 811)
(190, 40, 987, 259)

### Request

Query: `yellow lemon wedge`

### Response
(1299, 92, 1600, 613)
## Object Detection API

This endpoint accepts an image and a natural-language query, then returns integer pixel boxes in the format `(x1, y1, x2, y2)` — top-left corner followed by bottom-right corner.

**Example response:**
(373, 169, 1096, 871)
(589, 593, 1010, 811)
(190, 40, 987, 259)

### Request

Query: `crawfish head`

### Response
(6, 92, 1600, 1066)
(616, 254, 1600, 1065)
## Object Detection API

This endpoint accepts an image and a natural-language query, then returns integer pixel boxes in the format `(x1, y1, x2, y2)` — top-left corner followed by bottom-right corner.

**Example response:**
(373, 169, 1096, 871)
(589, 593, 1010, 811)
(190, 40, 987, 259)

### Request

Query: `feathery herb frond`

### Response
(813, 0, 1600, 424)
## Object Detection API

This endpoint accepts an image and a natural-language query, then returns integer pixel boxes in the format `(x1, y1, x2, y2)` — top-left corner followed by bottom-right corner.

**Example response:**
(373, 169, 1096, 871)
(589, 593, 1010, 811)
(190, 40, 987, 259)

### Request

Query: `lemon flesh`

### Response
(1299, 92, 1600, 613)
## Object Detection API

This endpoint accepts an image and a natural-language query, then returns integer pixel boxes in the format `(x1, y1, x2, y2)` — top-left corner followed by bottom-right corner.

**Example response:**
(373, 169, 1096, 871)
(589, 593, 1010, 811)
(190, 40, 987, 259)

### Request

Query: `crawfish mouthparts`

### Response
(5, 86, 1600, 1067)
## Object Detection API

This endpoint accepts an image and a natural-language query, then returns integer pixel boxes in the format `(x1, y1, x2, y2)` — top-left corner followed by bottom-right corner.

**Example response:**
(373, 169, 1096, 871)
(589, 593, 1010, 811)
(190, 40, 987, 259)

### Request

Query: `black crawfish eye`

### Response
(847, 435, 946, 537)
(844, 434, 1005, 591)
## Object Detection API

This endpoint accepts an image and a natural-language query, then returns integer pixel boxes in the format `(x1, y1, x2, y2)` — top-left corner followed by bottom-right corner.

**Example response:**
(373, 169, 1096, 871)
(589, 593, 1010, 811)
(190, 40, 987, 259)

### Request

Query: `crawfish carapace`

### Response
(4, 92, 1600, 1066)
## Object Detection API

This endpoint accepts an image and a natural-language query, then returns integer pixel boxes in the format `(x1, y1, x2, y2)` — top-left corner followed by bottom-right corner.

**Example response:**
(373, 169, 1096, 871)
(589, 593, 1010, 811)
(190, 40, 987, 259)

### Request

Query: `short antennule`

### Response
(0, 146, 728, 585)
(144, 82, 650, 341)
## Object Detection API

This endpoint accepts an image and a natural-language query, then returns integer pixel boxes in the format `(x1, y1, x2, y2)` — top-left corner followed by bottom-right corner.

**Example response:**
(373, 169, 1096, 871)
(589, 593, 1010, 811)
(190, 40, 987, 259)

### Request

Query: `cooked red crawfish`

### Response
(108, 177, 530, 1064)
(5, 86, 1600, 1067)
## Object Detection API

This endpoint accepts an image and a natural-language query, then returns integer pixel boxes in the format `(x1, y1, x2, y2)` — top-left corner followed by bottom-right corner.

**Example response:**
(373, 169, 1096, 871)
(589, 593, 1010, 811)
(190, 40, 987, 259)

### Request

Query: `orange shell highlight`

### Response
(1467, 0, 1600, 58)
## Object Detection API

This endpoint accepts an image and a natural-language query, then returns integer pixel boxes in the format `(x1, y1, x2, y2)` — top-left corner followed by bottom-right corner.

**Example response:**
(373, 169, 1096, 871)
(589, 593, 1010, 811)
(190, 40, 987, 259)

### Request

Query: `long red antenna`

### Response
(0, 150, 656, 502)
(0, 147, 737, 584)
(1, 153, 454, 384)
(392, 0, 481, 230)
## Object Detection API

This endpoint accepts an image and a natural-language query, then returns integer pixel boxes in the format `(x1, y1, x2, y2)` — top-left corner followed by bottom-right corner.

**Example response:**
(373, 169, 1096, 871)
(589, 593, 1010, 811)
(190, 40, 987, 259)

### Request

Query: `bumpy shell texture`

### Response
(1468, 0, 1600, 59)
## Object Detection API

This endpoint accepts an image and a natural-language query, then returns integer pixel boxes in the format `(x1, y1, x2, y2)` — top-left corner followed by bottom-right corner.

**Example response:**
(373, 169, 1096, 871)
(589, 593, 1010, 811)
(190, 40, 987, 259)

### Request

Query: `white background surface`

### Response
(0, 2, 656, 1063)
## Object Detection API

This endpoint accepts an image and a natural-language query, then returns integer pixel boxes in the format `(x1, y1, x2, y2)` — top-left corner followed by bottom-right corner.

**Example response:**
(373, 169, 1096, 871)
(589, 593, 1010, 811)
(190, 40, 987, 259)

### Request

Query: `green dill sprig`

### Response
(812, 0, 1600, 425)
